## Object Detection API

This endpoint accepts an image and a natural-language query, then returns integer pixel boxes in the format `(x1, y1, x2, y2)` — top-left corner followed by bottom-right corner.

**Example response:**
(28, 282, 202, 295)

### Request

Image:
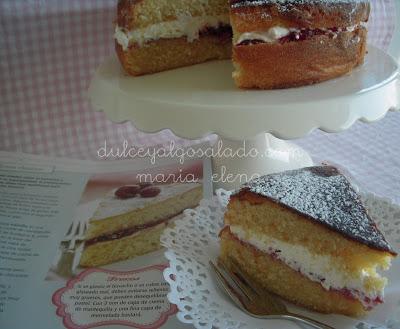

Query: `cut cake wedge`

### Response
(220, 166, 396, 316)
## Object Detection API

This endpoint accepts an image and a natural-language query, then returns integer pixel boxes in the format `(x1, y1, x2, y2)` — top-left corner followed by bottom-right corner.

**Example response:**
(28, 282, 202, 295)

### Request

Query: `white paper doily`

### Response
(161, 189, 400, 329)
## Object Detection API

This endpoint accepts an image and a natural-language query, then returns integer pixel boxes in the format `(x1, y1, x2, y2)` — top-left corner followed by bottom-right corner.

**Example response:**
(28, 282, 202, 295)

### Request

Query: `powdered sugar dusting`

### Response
(230, 0, 370, 28)
(243, 166, 395, 254)
(231, 0, 368, 8)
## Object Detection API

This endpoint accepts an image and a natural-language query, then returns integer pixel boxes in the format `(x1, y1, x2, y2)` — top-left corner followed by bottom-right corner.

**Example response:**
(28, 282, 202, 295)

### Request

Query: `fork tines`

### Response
(217, 259, 257, 302)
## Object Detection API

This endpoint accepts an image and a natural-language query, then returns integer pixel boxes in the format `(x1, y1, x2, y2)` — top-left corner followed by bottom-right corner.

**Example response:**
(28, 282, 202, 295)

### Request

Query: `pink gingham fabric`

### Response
(0, 0, 396, 159)
(1, 0, 400, 204)
(0, 0, 207, 160)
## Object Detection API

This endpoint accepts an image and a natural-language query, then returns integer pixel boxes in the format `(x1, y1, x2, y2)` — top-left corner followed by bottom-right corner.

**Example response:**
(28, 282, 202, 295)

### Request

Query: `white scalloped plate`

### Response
(88, 46, 399, 140)
(161, 189, 400, 329)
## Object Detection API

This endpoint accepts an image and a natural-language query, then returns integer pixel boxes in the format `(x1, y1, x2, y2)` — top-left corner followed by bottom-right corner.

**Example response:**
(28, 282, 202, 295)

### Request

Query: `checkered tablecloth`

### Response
(1, 0, 399, 202)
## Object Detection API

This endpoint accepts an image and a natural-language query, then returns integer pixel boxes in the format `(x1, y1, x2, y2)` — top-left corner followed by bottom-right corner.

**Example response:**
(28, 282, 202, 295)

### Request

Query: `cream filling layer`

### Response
(236, 24, 366, 45)
(229, 225, 384, 307)
(236, 26, 295, 44)
(115, 14, 230, 50)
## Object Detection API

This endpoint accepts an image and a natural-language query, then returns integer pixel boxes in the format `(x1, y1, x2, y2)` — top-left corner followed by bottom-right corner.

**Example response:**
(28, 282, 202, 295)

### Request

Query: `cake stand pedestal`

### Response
(88, 45, 399, 190)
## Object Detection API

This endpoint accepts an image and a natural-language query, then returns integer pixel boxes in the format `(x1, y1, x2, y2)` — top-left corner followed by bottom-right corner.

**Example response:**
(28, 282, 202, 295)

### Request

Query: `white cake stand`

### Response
(88, 45, 399, 189)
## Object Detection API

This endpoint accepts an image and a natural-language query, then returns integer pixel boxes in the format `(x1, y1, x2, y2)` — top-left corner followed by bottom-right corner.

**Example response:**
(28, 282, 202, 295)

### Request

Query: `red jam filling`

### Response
(85, 212, 182, 246)
(200, 24, 232, 38)
(334, 287, 383, 310)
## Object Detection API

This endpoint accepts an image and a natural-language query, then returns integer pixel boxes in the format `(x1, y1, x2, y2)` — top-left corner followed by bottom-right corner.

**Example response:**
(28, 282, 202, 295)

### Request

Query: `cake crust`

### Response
(230, 0, 370, 32)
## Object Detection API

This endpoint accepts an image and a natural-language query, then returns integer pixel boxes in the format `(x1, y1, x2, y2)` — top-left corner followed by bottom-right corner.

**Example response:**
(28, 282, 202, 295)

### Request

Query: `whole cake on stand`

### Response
(115, 0, 371, 89)
(90, 0, 399, 190)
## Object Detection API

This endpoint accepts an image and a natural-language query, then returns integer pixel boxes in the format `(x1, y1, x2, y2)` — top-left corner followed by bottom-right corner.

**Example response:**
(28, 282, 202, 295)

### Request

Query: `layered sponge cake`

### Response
(115, 0, 370, 89)
(231, 0, 370, 88)
(80, 182, 202, 267)
(115, 0, 232, 76)
(220, 166, 396, 316)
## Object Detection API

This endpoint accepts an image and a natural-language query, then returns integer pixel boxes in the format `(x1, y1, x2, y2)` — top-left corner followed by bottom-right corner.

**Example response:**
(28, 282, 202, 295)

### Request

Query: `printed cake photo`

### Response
(219, 166, 397, 316)
(80, 182, 202, 267)
(115, 0, 370, 89)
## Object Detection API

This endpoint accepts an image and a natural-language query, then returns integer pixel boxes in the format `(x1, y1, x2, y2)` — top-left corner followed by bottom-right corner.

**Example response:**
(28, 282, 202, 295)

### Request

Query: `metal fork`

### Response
(62, 218, 88, 250)
(53, 218, 88, 277)
(210, 259, 335, 329)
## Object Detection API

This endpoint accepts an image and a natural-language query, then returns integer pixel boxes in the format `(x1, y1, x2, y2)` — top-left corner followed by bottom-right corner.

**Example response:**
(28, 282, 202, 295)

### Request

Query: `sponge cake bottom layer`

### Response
(116, 33, 232, 76)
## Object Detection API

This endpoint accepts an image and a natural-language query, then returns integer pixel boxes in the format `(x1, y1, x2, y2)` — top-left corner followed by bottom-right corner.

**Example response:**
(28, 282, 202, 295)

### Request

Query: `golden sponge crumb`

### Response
(116, 35, 232, 76)
(118, 0, 229, 29)
(220, 228, 366, 317)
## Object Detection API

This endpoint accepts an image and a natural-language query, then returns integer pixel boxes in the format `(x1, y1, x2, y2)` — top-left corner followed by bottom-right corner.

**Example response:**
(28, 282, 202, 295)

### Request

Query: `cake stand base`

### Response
(88, 46, 398, 191)
(212, 133, 313, 190)
(89, 46, 399, 141)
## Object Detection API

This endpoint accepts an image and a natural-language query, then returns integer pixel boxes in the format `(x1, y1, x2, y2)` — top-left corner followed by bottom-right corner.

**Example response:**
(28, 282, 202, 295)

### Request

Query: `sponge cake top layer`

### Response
(233, 166, 395, 254)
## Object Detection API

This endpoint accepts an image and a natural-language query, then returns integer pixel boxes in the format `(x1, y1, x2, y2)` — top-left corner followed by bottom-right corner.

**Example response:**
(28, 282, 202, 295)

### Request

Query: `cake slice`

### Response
(219, 166, 396, 316)
(230, 0, 370, 89)
(80, 182, 202, 267)
(115, 0, 232, 76)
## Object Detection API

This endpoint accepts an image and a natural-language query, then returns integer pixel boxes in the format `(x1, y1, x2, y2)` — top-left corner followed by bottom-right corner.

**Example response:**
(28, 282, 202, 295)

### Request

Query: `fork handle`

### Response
(283, 313, 335, 329)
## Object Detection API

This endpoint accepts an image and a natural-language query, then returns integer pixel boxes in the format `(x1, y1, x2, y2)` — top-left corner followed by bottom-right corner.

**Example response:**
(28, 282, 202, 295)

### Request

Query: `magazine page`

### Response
(0, 151, 211, 329)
